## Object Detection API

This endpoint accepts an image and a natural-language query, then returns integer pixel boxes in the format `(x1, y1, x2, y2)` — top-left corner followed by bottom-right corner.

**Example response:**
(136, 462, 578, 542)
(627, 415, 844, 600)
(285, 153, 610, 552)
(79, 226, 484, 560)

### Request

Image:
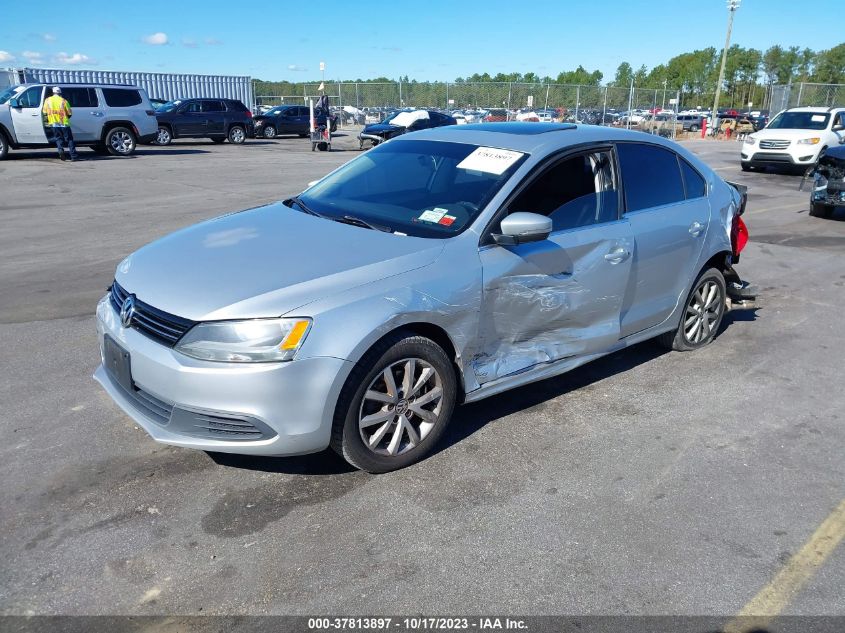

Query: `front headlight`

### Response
(744, 136, 756, 145)
(797, 137, 821, 145)
(175, 318, 312, 363)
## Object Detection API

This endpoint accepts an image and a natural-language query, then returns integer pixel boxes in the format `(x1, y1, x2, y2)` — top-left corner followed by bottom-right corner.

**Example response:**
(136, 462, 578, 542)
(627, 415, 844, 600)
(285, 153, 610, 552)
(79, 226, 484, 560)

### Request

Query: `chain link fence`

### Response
(770, 82, 845, 111)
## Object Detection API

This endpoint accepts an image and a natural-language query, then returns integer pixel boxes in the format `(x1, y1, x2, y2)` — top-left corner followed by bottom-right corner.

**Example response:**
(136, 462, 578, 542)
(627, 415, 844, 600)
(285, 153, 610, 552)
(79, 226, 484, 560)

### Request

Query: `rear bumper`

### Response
(138, 132, 157, 144)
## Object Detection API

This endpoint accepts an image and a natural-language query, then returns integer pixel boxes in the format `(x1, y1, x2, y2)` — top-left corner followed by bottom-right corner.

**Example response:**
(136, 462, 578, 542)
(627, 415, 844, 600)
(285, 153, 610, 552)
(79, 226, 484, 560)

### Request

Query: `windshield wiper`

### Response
(285, 196, 325, 219)
(334, 215, 393, 233)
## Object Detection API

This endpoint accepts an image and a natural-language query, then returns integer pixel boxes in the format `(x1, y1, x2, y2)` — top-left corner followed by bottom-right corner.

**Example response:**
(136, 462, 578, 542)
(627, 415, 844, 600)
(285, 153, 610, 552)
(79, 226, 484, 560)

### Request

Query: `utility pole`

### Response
(711, 0, 740, 135)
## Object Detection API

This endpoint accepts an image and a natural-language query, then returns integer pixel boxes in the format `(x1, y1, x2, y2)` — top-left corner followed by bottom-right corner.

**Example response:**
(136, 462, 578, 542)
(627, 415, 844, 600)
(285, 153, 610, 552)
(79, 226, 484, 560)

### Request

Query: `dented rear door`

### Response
(474, 219, 633, 384)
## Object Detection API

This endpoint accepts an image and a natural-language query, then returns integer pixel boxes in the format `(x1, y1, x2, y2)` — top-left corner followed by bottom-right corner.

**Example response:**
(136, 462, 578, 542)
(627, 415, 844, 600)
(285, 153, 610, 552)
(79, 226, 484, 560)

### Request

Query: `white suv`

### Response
(741, 106, 845, 172)
(0, 83, 159, 160)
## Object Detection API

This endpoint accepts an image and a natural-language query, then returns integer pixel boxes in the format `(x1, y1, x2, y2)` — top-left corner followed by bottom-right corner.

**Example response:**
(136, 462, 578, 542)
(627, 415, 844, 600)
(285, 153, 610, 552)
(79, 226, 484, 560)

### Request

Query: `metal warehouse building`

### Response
(1, 67, 253, 107)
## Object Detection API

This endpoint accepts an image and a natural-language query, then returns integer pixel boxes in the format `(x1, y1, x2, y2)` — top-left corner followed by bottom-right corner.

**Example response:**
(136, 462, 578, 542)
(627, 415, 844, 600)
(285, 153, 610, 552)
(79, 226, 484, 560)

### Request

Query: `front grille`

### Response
(110, 281, 194, 347)
(759, 139, 790, 150)
(105, 369, 174, 426)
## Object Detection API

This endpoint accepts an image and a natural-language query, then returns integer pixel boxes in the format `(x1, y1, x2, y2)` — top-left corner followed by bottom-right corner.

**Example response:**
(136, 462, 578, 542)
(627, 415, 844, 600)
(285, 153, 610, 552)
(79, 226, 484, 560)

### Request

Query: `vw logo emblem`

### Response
(120, 295, 136, 328)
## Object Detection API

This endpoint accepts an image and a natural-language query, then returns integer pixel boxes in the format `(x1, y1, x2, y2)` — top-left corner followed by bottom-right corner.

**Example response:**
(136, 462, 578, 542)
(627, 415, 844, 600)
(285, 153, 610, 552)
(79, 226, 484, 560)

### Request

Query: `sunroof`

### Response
(447, 122, 577, 135)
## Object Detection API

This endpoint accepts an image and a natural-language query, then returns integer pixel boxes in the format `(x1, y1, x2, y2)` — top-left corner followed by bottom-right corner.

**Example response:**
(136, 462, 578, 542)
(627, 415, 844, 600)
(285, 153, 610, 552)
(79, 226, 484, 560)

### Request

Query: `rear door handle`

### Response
(91, 112, 104, 117)
(604, 248, 630, 264)
(689, 221, 704, 237)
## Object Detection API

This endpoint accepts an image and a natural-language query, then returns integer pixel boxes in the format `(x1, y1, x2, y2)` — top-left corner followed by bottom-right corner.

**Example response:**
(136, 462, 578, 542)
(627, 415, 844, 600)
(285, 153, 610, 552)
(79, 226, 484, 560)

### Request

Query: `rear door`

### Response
(616, 142, 711, 338)
(202, 100, 226, 136)
(9, 86, 48, 143)
(476, 148, 633, 383)
(60, 86, 101, 141)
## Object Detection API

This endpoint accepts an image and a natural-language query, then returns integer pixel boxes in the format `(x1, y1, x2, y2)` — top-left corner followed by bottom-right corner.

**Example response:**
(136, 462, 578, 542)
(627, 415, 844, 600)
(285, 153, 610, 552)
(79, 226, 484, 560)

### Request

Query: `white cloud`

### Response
(205, 37, 223, 46)
(42, 33, 57, 42)
(182, 38, 197, 48)
(142, 32, 168, 45)
(288, 64, 308, 72)
(0, 50, 15, 63)
(53, 52, 95, 65)
(22, 51, 45, 65)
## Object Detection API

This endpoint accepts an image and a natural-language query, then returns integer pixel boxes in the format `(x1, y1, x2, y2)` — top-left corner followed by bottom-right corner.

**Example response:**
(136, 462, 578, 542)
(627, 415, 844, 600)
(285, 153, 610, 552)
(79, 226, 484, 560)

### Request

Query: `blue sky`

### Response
(0, 0, 838, 82)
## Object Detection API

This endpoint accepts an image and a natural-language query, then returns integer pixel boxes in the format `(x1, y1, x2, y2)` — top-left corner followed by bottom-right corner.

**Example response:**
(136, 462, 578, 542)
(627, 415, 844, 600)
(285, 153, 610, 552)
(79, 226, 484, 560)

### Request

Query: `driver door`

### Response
(475, 148, 633, 384)
(10, 86, 48, 143)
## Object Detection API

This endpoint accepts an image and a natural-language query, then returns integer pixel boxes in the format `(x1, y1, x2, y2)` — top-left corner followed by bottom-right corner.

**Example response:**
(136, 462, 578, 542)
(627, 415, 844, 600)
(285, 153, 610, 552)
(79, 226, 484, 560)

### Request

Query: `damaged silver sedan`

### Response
(95, 122, 753, 472)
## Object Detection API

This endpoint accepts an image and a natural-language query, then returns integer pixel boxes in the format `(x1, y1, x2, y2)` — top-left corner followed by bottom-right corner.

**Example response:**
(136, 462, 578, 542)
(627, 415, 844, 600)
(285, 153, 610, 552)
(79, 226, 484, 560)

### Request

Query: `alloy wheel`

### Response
(110, 130, 133, 154)
(358, 358, 443, 456)
(263, 126, 276, 139)
(683, 279, 723, 345)
(156, 127, 171, 145)
(229, 127, 245, 143)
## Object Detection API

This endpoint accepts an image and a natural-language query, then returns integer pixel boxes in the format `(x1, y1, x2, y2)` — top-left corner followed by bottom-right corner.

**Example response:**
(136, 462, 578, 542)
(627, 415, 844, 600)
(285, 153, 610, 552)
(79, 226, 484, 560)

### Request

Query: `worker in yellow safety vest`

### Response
(42, 87, 80, 161)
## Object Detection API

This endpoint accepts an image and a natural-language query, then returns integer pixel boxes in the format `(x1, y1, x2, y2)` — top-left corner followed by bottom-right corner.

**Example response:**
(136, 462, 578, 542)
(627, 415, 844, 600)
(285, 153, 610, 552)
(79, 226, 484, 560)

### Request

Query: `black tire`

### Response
(741, 162, 752, 172)
(228, 125, 246, 144)
(809, 202, 834, 219)
(690, 124, 699, 132)
(330, 333, 457, 473)
(155, 125, 172, 146)
(317, 142, 328, 151)
(0, 131, 8, 160)
(105, 126, 137, 156)
(263, 125, 276, 139)
(210, 137, 226, 144)
(658, 267, 726, 352)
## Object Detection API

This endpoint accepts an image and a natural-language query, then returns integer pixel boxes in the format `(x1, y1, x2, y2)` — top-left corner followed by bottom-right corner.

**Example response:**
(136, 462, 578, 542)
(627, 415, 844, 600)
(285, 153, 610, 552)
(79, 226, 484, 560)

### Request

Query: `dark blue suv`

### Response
(154, 98, 254, 145)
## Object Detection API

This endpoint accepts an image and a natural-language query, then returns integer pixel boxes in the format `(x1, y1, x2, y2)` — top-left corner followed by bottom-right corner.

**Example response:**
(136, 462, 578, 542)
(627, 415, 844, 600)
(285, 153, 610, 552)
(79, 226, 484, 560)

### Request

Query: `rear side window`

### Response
(202, 100, 225, 112)
(617, 143, 686, 212)
(680, 159, 706, 199)
(60, 87, 98, 107)
(228, 100, 248, 112)
(102, 89, 142, 107)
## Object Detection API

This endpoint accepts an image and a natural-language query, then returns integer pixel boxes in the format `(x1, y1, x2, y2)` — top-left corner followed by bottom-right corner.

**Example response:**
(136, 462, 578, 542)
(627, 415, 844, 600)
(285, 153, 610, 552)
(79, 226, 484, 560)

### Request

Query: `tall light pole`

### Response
(711, 0, 740, 134)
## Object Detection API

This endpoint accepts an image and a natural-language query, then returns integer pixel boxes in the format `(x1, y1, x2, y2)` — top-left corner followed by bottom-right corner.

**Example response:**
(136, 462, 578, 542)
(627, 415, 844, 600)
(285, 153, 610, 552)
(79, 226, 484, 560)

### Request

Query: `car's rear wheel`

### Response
(105, 127, 137, 156)
(155, 125, 172, 145)
(809, 202, 834, 219)
(228, 125, 246, 144)
(331, 333, 457, 473)
(263, 125, 276, 139)
(690, 124, 699, 132)
(659, 268, 726, 351)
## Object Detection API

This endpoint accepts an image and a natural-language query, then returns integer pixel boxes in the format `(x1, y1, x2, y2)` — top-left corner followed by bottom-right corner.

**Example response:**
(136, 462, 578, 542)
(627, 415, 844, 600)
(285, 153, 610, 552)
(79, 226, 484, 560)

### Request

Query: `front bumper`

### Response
(93, 296, 353, 456)
(741, 148, 819, 167)
(358, 133, 388, 145)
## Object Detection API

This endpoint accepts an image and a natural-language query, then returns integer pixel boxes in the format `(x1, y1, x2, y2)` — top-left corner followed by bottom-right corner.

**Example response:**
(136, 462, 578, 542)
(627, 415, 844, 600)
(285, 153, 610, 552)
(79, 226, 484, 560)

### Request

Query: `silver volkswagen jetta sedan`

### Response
(95, 123, 752, 472)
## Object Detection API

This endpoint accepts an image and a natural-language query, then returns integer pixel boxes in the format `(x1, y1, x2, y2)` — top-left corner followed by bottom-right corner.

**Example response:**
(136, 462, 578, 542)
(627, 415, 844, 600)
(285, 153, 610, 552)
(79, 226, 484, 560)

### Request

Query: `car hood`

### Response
(115, 203, 444, 321)
(362, 123, 404, 136)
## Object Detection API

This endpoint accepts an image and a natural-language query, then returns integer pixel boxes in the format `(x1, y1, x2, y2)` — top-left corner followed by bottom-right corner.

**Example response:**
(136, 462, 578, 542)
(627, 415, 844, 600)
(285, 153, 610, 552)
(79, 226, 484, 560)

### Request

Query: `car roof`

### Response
(16, 82, 140, 89)
(407, 122, 685, 155)
(786, 106, 844, 113)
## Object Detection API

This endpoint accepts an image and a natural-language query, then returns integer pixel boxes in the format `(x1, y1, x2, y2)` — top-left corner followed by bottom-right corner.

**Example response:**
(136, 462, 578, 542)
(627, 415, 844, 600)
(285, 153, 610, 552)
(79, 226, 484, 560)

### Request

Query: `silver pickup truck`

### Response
(0, 83, 158, 159)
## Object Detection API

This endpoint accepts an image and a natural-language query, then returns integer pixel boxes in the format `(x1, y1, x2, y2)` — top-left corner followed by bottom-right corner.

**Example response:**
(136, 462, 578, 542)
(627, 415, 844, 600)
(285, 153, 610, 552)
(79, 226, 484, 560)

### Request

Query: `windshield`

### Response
(157, 100, 182, 113)
(767, 111, 830, 130)
(298, 139, 528, 238)
(265, 106, 286, 116)
(0, 86, 23, 105)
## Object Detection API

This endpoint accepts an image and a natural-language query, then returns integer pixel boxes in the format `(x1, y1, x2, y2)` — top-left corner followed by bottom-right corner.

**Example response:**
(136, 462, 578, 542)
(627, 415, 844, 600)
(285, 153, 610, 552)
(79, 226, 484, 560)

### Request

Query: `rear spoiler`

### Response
(726, 181, 748, 216)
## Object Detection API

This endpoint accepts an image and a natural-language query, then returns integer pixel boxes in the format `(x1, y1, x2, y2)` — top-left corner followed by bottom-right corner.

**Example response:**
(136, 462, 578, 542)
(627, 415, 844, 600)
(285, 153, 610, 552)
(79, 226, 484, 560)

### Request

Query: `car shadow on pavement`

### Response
(207, 449, 357, 475)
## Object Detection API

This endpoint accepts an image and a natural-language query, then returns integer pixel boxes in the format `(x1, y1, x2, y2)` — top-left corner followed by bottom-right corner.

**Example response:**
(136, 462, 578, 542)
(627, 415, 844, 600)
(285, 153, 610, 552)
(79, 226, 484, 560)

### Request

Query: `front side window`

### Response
(299, 139, 528, 238)
(184, 101, 202, 113)
(617, 143, 686, 212)
(505, 151, 619, 232)
(102, 88, 142, 107)
(17, 86, 44, 108)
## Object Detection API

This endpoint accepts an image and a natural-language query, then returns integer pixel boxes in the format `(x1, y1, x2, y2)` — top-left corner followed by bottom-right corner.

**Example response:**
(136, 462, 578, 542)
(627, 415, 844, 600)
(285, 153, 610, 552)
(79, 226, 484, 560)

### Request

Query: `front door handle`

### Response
(604, 248, 630, 264)
(91, 112, 104, 117)
(689, 221, 704, 237)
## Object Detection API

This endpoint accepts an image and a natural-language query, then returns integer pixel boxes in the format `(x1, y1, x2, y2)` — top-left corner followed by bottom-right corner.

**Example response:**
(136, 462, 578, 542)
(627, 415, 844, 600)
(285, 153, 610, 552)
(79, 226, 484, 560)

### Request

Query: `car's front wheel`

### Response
(331, 333, 457, 473)
(0, 131, 8, 160)
(809, 202, 834, 219)
(263, 125, 276, 139)
(156, 125, 172, 145)
(659, 268, 726, 351)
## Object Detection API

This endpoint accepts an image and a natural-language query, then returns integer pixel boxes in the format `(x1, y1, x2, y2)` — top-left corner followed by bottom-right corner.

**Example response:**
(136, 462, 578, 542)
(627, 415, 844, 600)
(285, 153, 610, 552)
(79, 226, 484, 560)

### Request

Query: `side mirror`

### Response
(833, 124, 844, 132)
(493, 212, 552, 246)
(9, 97, 20, 108)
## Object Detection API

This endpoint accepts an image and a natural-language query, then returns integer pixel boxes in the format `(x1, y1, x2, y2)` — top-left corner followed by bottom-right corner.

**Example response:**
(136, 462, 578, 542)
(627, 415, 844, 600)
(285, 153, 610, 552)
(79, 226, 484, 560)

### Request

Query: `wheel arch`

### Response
(100, 120, 138, 142)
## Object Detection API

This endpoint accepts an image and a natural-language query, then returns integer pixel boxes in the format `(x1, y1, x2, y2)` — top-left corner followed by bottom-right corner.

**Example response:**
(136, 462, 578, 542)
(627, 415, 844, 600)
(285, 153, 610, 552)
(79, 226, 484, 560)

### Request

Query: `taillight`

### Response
(731, 215, 749, 257)
(245, 110, 253, 118)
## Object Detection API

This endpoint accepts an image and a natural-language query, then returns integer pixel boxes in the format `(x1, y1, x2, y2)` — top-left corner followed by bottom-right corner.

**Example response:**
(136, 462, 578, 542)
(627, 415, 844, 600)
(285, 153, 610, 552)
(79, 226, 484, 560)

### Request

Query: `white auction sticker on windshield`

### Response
(418, 208, 448, 223)
(811, 115, 826, 122)
(457, 147, 524, 175)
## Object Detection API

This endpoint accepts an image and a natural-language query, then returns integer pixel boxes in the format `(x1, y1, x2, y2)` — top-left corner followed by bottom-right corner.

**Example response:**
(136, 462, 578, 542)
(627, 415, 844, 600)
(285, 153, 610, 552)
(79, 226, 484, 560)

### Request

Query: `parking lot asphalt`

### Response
(1, 131, 844, 618)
